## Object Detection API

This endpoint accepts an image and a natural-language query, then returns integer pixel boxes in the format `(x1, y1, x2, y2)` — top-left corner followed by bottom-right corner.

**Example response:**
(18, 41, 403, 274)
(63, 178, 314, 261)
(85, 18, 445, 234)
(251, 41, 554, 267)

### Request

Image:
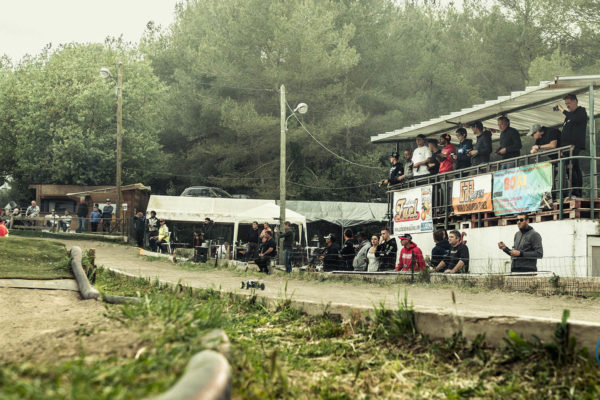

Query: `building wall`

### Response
(404, 219, 599, 277)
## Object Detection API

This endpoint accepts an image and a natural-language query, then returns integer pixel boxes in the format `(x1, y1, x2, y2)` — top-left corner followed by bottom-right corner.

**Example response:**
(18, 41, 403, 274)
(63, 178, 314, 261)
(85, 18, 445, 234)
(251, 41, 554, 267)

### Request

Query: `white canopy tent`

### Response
(146, 195, 308, 250)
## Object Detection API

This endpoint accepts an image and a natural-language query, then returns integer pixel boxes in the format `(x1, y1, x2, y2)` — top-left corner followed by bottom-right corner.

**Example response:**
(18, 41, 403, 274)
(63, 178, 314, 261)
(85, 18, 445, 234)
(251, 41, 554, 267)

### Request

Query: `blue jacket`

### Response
(456, 139, 473, 169)
(90, 210, 101, 223)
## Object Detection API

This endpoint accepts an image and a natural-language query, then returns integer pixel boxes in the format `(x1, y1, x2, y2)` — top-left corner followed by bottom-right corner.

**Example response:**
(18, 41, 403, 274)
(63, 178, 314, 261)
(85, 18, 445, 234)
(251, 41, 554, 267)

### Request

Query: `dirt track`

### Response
(47, 238, 600, 325)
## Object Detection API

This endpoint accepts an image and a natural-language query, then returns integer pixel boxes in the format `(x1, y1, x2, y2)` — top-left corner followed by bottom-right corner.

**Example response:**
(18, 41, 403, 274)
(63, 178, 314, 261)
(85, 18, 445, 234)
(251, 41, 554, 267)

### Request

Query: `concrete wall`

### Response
(402, 219, 599, 277)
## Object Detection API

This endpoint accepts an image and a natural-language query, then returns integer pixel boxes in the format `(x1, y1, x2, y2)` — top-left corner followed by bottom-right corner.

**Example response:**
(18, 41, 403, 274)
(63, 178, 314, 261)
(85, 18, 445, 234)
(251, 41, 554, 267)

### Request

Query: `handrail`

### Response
(386, 145, 600, 228)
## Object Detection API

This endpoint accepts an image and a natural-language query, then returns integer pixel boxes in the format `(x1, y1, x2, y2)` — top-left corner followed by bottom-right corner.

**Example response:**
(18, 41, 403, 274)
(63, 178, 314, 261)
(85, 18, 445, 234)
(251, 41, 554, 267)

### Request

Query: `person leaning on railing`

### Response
(496, 116, 522, 170)
(379, 151, 405, 187)
(412, 134, 433, 177)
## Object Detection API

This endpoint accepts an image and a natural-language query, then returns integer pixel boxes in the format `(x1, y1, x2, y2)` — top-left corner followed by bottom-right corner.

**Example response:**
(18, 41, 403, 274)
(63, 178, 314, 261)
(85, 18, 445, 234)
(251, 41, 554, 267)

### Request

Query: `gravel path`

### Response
(50, 239, 600, 324)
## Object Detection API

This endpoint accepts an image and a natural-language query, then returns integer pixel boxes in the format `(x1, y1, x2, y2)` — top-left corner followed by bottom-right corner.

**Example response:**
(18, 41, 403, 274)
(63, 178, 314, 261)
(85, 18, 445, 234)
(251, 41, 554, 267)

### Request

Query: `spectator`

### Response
(260, 222, 272, 239)
(529, 124, 560, 158)
(403, 149, 414, 180)
(60, 210, 72, 232)
(0, 220, 7, 237)
(203, 217, 215, 241)
(102, 199, 114, 232)
(434, 230, 469, 274)
(193, 231, 204, 247)
(496, 116, 522, 169)
(10, 207, 21, 226)
(454, 128, 473, 170)
(469, 121, 493, 166)
(90, 206, 101, 232)
(426, 139, 440, 175)
(45, 209, 60, 232)
(375, 228, 397, 271)
(75, 197, 88, 233)
(134, 212, 145, 247)
(412, 134, 433, 177)
(218, 242, 231, 259)
(396, 233, 426, 272)
(25, 200, 40, 218)
(352, 231, 370, 272)
(438, 133, 456, 173)
(246, 221, 260, 261)
(429, 228, 451, 267)
(498, 213, 543, 273)
(380, 151, 404, 187)
(150, 219, 170, 252)
(256, 231, 277, 274)
(339, 228, 356, 271)
(321, 233, 341, 271)
(146, 210, 159, 246)
(366, 235, 380, 272)
(275, 221, 295, 273)
(556, 93, 587, 197)
(25, 200, 40, 226)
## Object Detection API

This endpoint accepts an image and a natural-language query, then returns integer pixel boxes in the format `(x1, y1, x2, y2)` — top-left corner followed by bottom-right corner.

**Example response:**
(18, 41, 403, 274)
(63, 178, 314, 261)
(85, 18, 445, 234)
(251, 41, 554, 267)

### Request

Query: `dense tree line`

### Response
(1, 0, 599, 205)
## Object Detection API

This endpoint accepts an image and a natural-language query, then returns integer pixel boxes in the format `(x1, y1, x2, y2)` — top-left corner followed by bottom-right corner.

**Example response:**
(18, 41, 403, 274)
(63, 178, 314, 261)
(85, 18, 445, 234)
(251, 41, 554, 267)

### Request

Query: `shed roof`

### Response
(371, 75, 600, 143)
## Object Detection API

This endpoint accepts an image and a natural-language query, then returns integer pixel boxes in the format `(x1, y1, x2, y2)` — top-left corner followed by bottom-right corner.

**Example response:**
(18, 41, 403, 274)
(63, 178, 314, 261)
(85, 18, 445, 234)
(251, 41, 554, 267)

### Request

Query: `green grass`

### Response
(0, 236, 72, 279)
(0, 267, 598, 399)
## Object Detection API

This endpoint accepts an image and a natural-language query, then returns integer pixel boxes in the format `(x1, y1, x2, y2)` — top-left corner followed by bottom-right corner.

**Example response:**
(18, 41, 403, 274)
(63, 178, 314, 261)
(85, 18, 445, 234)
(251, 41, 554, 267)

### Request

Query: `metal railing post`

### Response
(559, 159, 564, 219)
(589, 84, 596, 217)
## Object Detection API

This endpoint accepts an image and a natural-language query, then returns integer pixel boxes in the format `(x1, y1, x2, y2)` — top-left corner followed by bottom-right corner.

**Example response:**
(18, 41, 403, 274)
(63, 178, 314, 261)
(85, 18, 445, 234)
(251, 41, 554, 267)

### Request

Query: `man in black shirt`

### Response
(375, 228, 397, 271)
(496, 116, 522, 169)
(379, 152, 404, 187)
(255, 231, 277, 274)
(426, 139, 440, 175)
(275, 221, 295, 273)
(434, 230, 469, 273)
(469, 121, 493, 167)
(339, 228, 356, 271)
(530, 124, 560, 159)
(321, 233, 341, 271)
(246, 221, 260, 261)
(102, 199, 114, 232)
(555, 93, 588, 197)
(202, 217, 215, 241)
(76, 197, 88, 233)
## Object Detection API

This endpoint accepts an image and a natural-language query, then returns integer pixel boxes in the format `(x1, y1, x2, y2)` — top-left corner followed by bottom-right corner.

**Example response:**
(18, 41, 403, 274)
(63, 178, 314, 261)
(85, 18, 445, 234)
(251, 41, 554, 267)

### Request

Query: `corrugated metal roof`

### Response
(371, 75, 600, 143)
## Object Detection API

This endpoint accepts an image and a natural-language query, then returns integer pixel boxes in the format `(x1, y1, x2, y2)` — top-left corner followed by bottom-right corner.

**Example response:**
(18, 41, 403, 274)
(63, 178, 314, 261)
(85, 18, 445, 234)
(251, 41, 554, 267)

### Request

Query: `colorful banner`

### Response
(393, 186, 433, 234)
(492, 162, 553, 216)
(452, 174, 493, 214)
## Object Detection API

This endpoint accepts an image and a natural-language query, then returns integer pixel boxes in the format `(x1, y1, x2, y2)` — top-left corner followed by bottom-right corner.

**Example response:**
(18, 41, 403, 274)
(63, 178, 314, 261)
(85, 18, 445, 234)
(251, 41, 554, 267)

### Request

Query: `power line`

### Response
(287, 180, 380, 190)
(285, 100, 382, 170)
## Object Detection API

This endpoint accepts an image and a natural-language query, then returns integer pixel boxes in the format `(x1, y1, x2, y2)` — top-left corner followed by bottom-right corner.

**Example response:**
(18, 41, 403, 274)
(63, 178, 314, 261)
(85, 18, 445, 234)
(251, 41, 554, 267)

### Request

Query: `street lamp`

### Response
(100, 61, 123, 234)
(279, 84, 308, 264)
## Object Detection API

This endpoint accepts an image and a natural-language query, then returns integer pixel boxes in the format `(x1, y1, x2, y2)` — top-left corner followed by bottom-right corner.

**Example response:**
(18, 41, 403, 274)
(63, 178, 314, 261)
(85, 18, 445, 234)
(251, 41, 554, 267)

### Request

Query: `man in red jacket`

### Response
(438, 133, 456, 173)
(396, 233, 426, 272)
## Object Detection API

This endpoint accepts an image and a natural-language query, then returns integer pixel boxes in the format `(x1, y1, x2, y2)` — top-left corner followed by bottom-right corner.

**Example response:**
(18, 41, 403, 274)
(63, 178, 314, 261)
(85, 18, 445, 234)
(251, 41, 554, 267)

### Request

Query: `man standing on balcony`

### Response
(379, 151, 404, 187)
(412, 134, 432, 177)
(438, 133, 456, 173)
(469, 121, 493, 167)
(496, 116, 522, 170)
(555, 93, 587, 198)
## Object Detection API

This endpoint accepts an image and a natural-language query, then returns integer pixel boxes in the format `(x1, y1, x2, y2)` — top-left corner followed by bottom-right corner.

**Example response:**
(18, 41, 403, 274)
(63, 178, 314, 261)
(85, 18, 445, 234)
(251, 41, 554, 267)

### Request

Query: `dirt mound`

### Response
(0, 288, 143, 363)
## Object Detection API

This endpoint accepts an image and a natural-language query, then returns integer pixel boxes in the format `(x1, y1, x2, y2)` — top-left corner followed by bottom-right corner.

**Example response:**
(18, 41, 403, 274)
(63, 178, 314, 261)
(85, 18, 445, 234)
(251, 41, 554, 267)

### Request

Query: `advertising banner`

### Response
(392, 186, 433, 234)
(451, 174, 493, 214)
(492, 162, 553, 216)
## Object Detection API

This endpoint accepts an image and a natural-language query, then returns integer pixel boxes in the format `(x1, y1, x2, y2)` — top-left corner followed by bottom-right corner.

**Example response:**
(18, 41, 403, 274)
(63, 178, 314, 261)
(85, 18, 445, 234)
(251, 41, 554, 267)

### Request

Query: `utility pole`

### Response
(279, 84, 286, 265)
(116, 60, 123, 234)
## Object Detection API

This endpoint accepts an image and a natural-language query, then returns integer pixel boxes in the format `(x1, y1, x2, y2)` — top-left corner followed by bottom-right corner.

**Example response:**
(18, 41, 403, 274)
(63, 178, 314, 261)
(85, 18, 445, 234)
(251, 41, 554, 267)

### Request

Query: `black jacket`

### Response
(323, 242, 341, 271)
(388, 162, 404, 185)
(248, 228, 260, 244)
(202, 221, 215, 240)
(340, 239, 356, 269)
(76, 203, 88, 218)
(498, 126, 522, 159)
(280, 228, 295, 250)
(561, 106, 587, 151)
(431, 239, 451, 267)
(456, 139, 473, 169)
(504, 226, 543, 272)
(473, 130, 492, 165)
(101, 205, 113, 219)
(375, 238, 397, 270)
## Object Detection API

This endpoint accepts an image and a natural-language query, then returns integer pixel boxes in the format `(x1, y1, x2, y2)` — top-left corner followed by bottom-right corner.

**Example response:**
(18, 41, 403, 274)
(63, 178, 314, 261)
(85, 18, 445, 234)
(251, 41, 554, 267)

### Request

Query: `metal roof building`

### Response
(370, 75, 600, 143)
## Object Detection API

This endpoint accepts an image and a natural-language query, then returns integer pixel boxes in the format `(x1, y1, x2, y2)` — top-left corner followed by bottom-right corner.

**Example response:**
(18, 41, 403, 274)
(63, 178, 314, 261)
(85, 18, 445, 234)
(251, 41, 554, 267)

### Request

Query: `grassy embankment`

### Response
(0, 258, 598, 399)
(0, 236, 72, 279)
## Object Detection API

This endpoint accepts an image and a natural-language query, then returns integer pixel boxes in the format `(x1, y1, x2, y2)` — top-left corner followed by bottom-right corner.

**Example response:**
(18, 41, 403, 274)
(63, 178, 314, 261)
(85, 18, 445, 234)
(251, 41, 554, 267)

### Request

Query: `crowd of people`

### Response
(316, 212, 544, 275)
(381, 94, 588, 198)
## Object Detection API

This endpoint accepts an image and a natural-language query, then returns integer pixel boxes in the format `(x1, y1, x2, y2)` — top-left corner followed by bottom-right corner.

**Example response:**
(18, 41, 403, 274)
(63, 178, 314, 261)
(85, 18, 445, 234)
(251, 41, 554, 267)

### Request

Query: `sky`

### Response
(0, 0, 181, 62)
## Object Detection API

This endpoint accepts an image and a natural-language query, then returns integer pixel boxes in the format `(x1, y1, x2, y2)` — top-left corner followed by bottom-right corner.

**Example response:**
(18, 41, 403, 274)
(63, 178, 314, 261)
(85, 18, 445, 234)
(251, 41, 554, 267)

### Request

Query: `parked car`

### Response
(180, 186, 233, 198)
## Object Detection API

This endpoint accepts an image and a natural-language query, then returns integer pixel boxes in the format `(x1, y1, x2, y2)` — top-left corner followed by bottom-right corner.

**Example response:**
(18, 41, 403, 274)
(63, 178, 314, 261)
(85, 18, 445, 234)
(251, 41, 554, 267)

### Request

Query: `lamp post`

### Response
(279, 83, 307, 264)
(100, 61, 123, 234)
